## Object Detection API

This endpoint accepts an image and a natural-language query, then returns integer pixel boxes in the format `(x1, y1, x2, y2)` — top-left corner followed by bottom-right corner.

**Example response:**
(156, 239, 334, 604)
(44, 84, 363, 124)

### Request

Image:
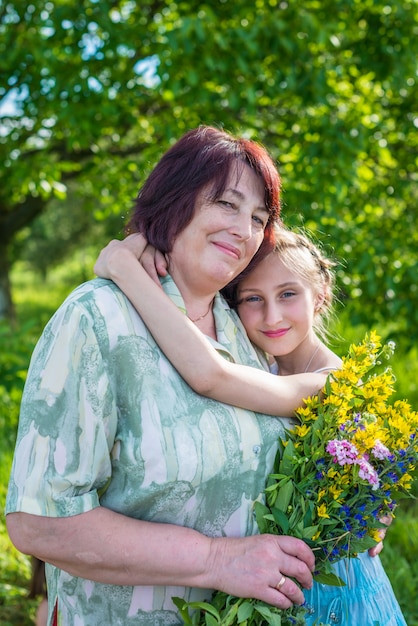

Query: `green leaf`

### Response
(313, 571, 346, 587)
(347, 536, 378, 553)
(253, 502, 271, 534)
(205, 614, 220, 626)
(271, 506, 290, 534)
(253, 604, 282, 625)
(301, 525, 319, 540)
(172, 597, 194, 624)
(279, 441, 296, 475)
(236, 601, 253, 622)
(275, 480, 294, 513)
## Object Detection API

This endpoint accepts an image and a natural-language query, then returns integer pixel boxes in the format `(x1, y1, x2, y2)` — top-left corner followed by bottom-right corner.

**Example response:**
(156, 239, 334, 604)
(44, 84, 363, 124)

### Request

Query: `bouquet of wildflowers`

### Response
(174, 332, 418, 625)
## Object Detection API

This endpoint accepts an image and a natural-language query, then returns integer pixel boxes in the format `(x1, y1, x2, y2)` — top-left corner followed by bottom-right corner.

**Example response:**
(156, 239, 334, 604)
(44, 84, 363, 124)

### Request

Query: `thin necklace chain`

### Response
(304, 344, 320, 373)
(187, 299, 214, 324)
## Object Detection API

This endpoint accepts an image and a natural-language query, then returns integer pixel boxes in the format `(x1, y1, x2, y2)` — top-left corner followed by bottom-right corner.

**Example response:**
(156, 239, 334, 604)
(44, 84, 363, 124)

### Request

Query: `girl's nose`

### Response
(264, 302, 282, 326)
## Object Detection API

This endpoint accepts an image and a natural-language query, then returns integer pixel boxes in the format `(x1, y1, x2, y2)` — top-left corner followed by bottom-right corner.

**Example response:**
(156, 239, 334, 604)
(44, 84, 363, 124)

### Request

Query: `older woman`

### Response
(6, 126, 326, 625)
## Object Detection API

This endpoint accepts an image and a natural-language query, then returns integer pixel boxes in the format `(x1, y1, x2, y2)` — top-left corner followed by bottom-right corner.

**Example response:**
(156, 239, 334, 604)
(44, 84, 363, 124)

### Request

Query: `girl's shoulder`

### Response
(312, 344, 342, 374)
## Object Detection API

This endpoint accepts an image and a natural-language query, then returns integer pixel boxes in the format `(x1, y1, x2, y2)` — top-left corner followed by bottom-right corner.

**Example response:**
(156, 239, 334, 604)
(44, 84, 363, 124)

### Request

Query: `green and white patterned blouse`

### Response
(6, 275, 287, 625)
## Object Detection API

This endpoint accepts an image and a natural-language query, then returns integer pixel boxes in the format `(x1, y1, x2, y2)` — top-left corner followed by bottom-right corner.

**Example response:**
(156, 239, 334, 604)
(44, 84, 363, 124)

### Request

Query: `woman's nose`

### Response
(231, 213, 252, 241)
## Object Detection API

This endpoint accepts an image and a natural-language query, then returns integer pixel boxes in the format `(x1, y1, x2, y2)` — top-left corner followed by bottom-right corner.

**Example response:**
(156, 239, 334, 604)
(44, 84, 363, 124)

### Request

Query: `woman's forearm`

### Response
(96, 243, 326, 417)
(7, 509, 212, 587)
(6, 508, 314, 607)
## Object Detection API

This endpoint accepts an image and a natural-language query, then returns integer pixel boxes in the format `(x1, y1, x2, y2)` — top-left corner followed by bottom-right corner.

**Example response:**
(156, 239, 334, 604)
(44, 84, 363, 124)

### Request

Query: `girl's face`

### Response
(236, 252, 321, 357)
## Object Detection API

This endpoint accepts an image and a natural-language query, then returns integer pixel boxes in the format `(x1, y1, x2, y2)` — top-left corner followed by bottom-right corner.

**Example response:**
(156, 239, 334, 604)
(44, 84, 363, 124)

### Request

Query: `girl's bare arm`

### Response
(94, 235, 326, 417)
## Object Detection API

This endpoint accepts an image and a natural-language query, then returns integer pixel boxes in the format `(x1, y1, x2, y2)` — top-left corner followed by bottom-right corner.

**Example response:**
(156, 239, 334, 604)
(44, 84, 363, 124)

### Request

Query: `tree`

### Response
(1, 0, 417, 341)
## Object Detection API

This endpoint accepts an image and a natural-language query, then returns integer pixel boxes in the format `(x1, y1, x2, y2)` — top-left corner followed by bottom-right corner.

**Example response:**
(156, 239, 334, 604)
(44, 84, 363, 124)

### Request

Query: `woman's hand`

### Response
(94, 233, 168, 286)
(368, 514, 392, 557)
(208, 533, 315, 609)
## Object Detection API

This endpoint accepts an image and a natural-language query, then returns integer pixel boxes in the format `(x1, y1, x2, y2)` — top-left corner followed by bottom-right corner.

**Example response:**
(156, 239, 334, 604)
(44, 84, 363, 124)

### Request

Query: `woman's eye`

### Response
(252, 214, 266, 228)
(281, 291, 296, 299)
(218, 199, 234, 208)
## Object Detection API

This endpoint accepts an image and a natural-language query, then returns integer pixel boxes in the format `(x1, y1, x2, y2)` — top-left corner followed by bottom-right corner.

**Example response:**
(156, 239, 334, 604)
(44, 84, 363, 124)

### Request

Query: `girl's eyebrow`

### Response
(238, 281, 300, 295)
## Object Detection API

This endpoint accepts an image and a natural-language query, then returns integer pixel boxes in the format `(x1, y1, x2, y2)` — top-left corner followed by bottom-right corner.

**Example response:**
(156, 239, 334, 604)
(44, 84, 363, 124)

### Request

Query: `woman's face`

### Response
(168, 163, 269, 296)
(236, 253, 319, 357)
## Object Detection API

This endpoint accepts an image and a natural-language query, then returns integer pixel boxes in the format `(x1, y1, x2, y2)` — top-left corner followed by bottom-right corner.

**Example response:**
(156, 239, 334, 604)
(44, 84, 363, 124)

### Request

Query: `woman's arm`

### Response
(6, 509, 314, 609)
(94, 235, 326, 417)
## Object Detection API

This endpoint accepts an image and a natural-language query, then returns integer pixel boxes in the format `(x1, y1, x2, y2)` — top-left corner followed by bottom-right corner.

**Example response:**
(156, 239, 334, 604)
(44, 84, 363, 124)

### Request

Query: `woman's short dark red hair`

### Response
(126, 125, 281, 255)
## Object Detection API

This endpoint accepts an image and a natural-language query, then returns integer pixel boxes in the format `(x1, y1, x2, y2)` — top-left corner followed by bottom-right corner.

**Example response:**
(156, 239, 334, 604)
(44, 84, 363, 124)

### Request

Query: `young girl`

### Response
(93, 228, 406, 626)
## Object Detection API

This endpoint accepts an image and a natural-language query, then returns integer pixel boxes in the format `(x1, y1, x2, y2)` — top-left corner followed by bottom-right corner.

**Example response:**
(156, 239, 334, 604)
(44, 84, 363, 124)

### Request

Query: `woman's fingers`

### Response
(209, 534, 313, 609)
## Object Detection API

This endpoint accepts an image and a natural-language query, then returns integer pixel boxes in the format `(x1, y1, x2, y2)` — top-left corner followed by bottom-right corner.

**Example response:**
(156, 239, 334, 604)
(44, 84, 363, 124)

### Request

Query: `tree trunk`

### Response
(0, 247, 16, 323)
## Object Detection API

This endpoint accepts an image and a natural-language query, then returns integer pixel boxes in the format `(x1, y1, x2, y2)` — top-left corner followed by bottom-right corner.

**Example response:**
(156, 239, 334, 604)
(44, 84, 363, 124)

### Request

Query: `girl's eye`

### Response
(244, 295, 262, 303)
(281, 291, 296, 299)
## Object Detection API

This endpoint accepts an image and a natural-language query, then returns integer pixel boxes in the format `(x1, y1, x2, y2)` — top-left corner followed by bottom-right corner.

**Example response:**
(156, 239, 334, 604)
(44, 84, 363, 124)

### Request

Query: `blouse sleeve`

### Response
(6, 294, 118, 518)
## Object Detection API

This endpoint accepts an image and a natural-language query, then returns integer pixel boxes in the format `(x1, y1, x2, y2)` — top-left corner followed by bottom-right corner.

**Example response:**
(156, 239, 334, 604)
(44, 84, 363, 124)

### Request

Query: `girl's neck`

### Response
(274, 339, 323, 376)
(274, 340, 341, 376)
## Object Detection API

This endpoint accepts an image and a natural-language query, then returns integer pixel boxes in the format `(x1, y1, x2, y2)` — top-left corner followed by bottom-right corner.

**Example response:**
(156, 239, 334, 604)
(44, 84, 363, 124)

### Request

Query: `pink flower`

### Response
(357, 457, 380, 490)
(372, 440, 392, 460)
(326, 439, 359, 465)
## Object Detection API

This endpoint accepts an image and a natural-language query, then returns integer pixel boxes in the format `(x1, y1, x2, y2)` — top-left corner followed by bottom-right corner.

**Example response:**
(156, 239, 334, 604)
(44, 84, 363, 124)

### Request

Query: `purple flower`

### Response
(326, 439, 359, 465)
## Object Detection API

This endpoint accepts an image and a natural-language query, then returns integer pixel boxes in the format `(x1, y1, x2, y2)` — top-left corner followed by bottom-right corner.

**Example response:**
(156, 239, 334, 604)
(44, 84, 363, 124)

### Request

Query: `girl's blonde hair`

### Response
(271, 225, 337, 341)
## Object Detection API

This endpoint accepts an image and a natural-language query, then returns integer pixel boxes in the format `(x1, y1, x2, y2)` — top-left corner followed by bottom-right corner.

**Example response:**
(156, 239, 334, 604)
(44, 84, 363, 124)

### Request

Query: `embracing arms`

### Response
(94, 235, 326, 418)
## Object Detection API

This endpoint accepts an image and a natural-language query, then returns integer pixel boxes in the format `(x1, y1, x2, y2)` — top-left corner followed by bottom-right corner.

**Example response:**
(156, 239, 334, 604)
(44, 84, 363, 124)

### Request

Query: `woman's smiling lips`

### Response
(262, 328, 289, 338)
(212, 241, 241, 259)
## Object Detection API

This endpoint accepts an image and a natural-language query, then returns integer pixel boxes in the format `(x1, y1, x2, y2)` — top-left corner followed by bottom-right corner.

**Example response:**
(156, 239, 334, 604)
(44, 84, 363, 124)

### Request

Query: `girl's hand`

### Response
(140, 239, 169, 284)
(94, 233, 168, 287)
(368, 514, 392, 557)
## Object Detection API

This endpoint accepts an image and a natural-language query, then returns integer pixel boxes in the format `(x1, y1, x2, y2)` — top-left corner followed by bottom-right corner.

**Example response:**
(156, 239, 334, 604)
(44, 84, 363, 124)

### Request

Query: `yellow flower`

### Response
(294, 424, 310, 437)
(329, 485, 343, 501)
(318, 488, 326, 501)
(317, 504, 330, 519)
(327, 468, 338, 479)
(296, 406, 316, 421)
(368, 528, 382, 543)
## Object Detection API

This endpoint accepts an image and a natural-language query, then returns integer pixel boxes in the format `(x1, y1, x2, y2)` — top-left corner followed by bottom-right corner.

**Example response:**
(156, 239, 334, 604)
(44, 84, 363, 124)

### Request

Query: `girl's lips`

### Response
(262, 328, 289, 338)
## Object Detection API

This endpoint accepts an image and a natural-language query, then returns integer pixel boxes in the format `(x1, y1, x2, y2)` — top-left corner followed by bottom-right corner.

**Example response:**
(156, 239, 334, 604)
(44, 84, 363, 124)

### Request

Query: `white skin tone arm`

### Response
(93, 234, 327, 417)
(7, 498, 314, 609)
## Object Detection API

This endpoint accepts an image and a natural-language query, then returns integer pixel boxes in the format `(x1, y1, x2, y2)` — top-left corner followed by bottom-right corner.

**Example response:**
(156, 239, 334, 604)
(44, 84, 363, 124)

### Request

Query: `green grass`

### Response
(1, 262, 418, 625)
(380, 506, 418, 625)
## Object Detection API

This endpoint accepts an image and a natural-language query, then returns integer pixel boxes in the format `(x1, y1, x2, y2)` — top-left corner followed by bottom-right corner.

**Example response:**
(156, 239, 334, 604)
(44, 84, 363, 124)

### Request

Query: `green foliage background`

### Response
(1, 0, 417, 343)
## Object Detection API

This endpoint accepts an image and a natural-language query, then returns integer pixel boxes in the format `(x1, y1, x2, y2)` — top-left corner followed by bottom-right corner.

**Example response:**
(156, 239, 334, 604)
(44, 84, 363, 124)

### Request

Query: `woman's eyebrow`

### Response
(224, 188, 268, 213)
